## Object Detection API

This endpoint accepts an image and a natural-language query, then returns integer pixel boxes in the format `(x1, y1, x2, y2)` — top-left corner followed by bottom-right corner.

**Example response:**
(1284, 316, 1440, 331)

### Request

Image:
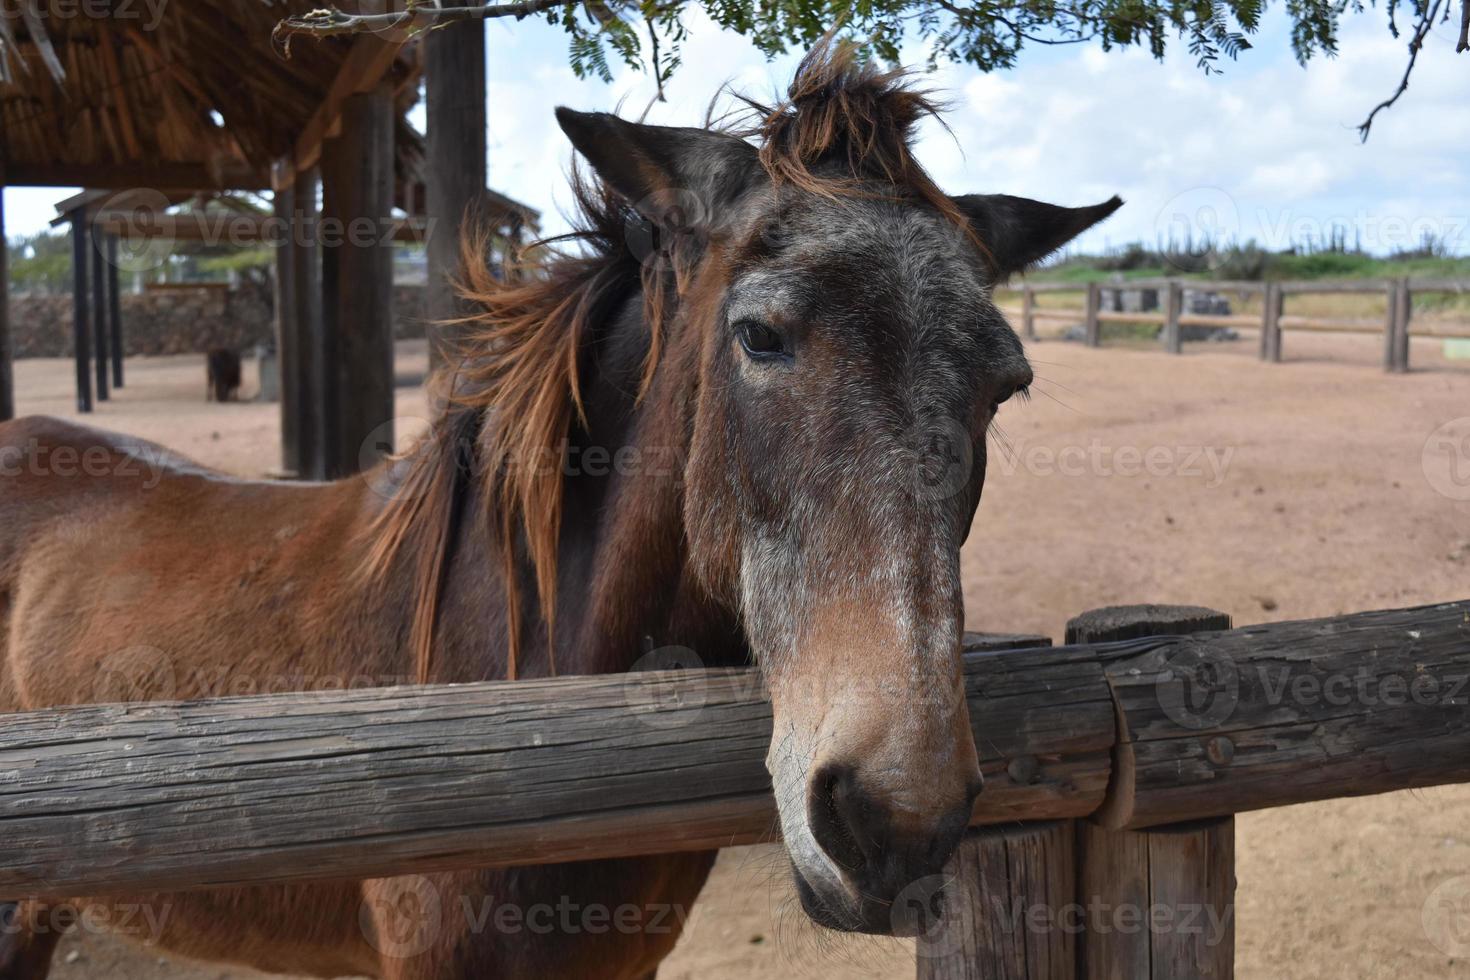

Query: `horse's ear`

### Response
(555, 107, 759, 231)
(956, 194, 1123, 279)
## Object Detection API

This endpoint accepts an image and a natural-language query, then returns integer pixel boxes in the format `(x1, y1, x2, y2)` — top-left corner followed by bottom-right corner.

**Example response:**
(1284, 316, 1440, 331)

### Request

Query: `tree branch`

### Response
(273, 0, 573, 47)
(1356, 0, 1443, 141)
(1458, 0, 1469, 52)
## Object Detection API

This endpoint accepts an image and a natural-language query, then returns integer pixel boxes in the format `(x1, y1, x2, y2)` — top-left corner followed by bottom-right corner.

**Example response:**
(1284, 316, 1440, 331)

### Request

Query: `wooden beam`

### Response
(293, 168, 325, 480)
(0, 632, 1065, 897)
(0, 153, 12, 421)
(272, 161, 302, 477)
(318, 81, 396, 478)
(107, 235, 123, 388)
(3, 601, 1470, 896)
(99, 34, 142, 160)
(6, 162, 268, 191)
(68, 210, 92, 414)
(424, 18, 487, 371)
(89, 222, 109, 402)
(295, 36, 406, 174)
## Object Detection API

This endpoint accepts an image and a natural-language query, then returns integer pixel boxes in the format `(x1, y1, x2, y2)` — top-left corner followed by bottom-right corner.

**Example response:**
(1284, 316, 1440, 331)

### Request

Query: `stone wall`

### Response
(8, 283, 428, 359)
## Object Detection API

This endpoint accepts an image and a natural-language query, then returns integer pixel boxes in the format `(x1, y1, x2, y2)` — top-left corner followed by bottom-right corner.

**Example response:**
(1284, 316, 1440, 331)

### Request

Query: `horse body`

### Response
(0, 341, 723, 979)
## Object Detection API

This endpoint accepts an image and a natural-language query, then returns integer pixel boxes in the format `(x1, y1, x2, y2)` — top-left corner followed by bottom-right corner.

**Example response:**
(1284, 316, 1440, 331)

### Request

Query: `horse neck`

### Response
(429, 290, 745, 683)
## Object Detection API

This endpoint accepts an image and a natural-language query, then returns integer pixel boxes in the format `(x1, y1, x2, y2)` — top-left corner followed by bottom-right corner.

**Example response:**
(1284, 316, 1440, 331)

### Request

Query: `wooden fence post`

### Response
(1259, 283, 1282, 363)
(1395, 276, 1412, 372)
(917, 821, 1077, 980)
(1383, 280, 1399, 372)
(1162, 280, 1183, 354)
(1066, 605, 1237, 980)
(1085, 282, 1101, 347)
(1021, 284, 1036, 341)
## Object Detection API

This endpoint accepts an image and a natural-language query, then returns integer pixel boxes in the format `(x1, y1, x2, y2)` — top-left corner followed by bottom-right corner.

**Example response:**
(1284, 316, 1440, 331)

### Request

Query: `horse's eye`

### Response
(736, 320, 787, 360)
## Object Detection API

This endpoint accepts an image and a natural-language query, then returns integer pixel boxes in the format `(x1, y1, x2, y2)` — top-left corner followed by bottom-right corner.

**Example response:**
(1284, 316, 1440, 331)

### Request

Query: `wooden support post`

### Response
(917, 821, 1076, 980)
(1259, 283, 1283, 363)
(106, 234, 122, 388)
(1084, 282, 1101, 347)
(1066, 605, 1236, 980)
(319, 82, 395, 479)
(90, 222, 109, 402)
(1021, 284, 1036, 341)
(293, 168, 324, 480)
(424, 16, 487, 373)
(0, 156, 12, 421)
(1162, 280, 1183, 354)
(272, 161, 302, 477)
(69, 210, 93, 414)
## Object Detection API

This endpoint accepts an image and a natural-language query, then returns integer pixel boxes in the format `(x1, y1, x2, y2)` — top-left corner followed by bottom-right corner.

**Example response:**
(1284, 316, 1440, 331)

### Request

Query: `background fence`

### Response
(1001, 277, 1470, 372)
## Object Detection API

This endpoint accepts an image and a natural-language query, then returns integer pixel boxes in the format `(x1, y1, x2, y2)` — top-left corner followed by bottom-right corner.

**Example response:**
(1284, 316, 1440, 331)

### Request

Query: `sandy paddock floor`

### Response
(8, 329, 1470, 980)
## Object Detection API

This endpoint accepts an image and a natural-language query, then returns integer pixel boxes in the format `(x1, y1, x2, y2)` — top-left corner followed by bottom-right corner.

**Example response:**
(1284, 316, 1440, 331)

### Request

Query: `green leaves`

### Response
(538, 0, 1359, 83)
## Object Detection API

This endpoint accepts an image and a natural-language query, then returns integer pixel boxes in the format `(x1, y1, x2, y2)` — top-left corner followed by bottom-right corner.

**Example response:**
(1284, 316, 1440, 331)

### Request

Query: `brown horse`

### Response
(0, 43, 1118, 980)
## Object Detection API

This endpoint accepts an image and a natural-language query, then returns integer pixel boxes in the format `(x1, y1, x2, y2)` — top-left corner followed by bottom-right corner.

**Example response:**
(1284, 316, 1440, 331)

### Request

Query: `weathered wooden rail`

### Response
(2, 599, 1467, 978)
(999, 276, 1470, 371)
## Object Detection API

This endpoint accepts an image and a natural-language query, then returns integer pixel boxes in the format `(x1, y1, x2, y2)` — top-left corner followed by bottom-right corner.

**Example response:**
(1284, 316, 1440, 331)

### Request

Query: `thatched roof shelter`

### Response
(1, 3, 529, 483)
(0, 0, 424, 191)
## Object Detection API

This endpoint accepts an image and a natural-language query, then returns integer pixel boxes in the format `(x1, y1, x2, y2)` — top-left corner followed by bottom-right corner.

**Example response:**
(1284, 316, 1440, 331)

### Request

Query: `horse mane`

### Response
(363, 37, 977, 682)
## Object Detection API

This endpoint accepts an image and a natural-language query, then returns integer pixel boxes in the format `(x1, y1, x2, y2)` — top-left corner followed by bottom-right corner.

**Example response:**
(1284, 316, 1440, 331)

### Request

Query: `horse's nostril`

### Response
(807, 764, 869, 873)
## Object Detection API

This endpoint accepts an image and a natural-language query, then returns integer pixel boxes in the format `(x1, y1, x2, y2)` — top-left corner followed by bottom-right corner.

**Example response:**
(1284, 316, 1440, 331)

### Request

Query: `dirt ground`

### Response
(11, 328, 1470, 980)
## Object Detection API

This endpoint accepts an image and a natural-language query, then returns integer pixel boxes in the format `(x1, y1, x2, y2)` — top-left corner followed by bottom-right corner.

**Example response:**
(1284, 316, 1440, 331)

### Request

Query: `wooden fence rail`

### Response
(1000, 277, 1470, 372)
(2, 600, 1467, 899)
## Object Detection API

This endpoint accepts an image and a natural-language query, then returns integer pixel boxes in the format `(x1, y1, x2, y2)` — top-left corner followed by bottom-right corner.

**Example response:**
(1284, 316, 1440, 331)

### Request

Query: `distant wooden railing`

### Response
(998, 277, 1470, 372)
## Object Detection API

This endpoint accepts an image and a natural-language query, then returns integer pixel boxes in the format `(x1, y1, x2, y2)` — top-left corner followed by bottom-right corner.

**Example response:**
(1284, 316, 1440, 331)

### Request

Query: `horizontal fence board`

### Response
(1095, 311, 1167, 325)
(1094, 600, 1470, 828)
(1278, 280, 1391, 295)
(1175, 313, 1260, 329)
(2, 603, 1468, 895)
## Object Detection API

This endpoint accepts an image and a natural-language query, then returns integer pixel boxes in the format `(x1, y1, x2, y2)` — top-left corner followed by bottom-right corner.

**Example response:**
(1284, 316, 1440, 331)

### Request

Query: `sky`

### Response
(5, 5, 1469, 256)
